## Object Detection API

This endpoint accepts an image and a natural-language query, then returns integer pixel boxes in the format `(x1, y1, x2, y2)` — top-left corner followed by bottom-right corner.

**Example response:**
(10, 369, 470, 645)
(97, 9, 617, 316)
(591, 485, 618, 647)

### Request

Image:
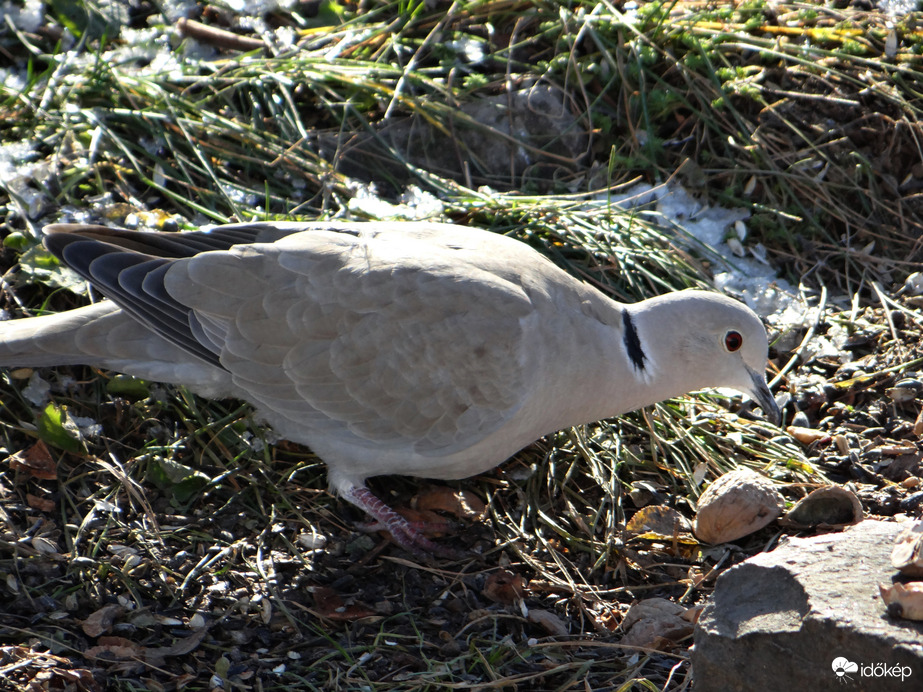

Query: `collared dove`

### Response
(0, 221, 780, 553)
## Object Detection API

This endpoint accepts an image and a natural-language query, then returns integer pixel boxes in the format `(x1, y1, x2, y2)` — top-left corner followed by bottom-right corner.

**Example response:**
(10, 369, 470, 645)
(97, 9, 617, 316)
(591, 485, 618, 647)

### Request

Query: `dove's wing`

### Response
(44, 224, 537, 455)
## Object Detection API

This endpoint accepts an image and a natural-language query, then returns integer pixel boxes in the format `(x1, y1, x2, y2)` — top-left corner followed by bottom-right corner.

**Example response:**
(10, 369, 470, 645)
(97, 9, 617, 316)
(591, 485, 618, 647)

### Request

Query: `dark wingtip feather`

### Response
(42, 226, 96, 262)
(41, 223, 282, 258)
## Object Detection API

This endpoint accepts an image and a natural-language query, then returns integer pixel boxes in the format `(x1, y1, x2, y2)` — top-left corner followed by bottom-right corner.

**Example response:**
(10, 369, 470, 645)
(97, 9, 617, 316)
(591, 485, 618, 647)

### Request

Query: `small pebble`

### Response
(834, 434, 850, 455)
(790, 410, 810, 428)
(900, 492, 923, 512)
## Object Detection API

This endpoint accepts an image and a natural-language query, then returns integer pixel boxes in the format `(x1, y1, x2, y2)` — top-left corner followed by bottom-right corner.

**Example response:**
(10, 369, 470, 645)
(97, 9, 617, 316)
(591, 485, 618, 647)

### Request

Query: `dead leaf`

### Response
(680, 605, 704, 624)
(891, 521, 923, 577)
(85, 636, 143, 661)
(483, 569, 525, 604)
(880, 581, 923, 620)
(415, 487, 486, 520)
(81, 604, 124, 637)
(0, 646, 101, 692)
(311, 586, 376, 621)
(7, 440, 57, 480)
(25, 494, 56, 512)
(625, 504, 692, 535)
(143, 628, 208, 666)
(620, 598, 694, 649)
(394, 507, 452, 536)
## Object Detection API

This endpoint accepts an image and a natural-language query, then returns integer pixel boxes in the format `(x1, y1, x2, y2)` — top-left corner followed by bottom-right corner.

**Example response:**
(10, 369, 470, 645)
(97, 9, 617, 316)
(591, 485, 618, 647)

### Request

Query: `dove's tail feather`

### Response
(0, 301, 233, 396)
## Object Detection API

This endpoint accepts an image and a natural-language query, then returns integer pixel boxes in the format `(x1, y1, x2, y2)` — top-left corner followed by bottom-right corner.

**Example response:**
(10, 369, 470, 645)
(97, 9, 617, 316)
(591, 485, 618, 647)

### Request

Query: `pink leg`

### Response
(343, 486, 460, 558)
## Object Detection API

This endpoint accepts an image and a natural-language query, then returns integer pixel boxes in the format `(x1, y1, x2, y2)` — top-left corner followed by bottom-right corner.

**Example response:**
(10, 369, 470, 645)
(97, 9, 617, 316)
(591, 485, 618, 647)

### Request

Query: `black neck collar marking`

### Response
(622, 309, 647, 373)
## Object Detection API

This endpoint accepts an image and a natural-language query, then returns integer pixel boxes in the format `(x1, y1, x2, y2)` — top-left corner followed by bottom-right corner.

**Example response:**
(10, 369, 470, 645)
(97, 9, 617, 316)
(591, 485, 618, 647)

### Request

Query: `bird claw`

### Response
(345, 486, 463, 559)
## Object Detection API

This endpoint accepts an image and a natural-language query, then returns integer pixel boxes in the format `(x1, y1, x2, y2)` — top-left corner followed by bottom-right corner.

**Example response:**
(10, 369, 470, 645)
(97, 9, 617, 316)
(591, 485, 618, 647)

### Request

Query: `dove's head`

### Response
(632, 290, 781, 425)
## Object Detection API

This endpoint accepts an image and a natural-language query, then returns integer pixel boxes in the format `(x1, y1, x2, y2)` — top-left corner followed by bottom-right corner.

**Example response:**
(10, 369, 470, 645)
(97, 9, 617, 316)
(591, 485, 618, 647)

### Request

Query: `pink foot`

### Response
(343, 486, 461, 558)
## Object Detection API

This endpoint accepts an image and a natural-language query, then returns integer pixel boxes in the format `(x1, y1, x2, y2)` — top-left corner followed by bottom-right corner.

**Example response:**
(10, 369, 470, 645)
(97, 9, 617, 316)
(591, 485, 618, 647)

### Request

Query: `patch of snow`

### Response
(610, 180, 801, 322)
(67, 414, 103, 439)
(0, 67, 28, 93)
(160, 0, 198, 22)
(3, 0, 44, 33)
(348, 183, 444, 220)
(23, 372, 51, 407)
(880, 0, 918, 18)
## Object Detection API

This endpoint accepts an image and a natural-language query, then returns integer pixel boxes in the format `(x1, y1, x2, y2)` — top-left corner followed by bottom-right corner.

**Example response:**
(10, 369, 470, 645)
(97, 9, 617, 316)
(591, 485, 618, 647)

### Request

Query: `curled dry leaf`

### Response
(625, 504, 692, 536)
(394, 507, 452, 537)
(143, 627, 208, 666)
(620, 598, 694, 649)
(693, 468, 785, 544)
(25, 493, 56, 512)
(415, 487, 486, 520)
(483, 569, 525, 604)
(879, 581, 923, 621)
(81, 604, 124, 637)
(311, 586, 377, 622)
(7, 440, 57, 480)
(779, 486, 863, 530)
(891, 521, 923, 577)
(84, 636, 143, 661)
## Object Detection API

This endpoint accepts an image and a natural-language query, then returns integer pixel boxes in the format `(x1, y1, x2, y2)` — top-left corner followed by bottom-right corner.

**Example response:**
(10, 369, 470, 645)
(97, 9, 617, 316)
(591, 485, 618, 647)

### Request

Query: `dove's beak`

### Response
(747, 367, 781, 426)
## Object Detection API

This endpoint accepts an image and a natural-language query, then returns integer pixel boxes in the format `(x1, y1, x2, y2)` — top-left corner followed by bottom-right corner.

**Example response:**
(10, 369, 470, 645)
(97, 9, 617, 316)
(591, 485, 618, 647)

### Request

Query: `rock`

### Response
(693, 468, 785, 543)
(693, 519, 923, 691)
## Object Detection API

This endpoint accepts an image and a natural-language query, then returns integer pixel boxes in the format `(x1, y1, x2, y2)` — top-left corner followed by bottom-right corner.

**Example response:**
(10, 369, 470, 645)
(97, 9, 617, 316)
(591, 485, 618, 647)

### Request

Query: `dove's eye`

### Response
(724, 330, 743, 352)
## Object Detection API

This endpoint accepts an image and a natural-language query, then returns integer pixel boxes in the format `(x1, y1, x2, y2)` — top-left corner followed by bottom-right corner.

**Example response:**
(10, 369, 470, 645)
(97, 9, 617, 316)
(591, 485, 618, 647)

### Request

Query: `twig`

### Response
(177, 18, 265, 53)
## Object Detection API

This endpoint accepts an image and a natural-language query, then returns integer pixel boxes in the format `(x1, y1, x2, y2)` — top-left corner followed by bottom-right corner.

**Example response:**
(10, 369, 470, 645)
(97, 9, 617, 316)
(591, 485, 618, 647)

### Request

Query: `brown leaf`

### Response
(81, 604, 124, 637)
(625, 504, 692, 536)
(85, 636, 143, 661)
(483, 569, 525, 604)
(8, 440, 57, 480)
(312, 586, 376, 621)
(26, 494, 55, 512)
(415, 487, 486, 520)
(394, 507, 452, 536)
(880, 581, 923, 620)
(620, 598, 694, 650)
(891, 521, 923, 577)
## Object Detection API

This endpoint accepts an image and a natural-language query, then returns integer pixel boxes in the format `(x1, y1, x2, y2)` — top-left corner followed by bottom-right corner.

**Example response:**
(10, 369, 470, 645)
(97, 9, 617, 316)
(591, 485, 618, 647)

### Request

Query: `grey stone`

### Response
(693, 519, 923, 691)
